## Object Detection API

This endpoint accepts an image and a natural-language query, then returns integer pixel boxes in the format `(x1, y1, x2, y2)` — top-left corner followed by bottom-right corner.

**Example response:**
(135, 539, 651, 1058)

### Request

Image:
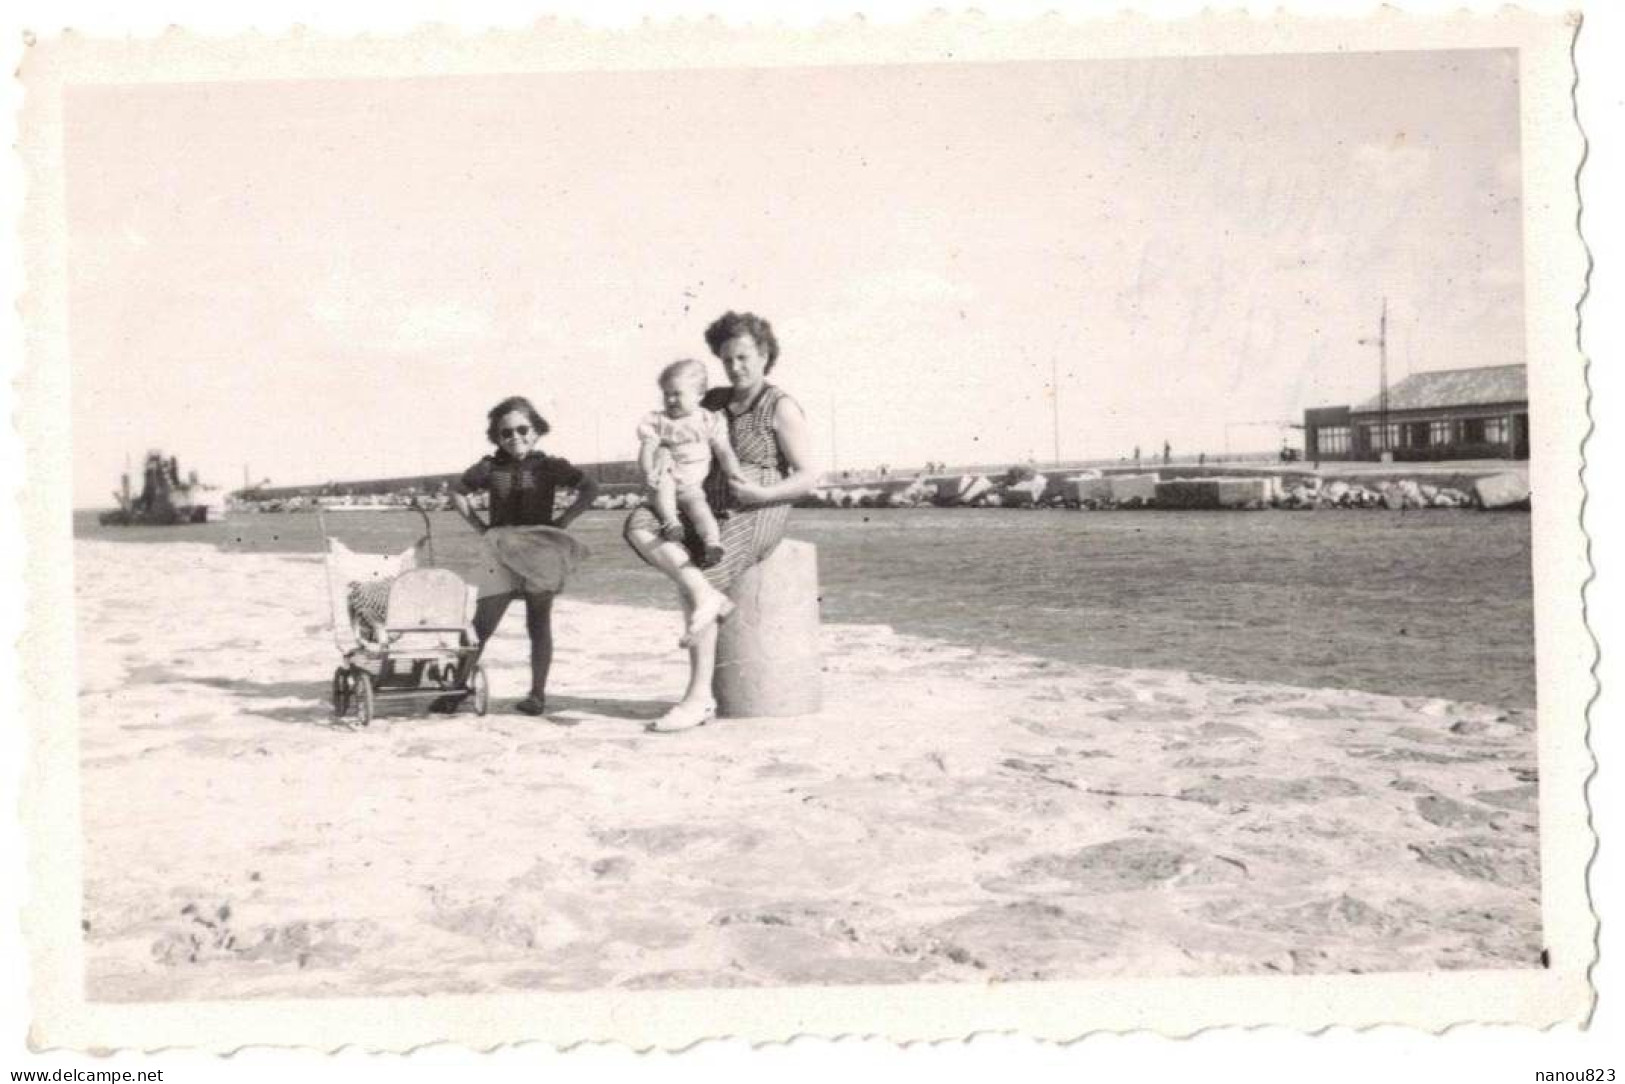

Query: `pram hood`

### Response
(322, 535, 427, 655)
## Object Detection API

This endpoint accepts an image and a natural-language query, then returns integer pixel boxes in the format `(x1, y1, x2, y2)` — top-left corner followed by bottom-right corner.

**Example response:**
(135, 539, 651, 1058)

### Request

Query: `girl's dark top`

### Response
(456, 450, 585, 528)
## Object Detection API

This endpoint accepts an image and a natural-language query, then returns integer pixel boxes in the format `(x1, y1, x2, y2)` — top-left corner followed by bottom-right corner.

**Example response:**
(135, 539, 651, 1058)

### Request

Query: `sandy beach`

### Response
(74, 539, 1540, 1002)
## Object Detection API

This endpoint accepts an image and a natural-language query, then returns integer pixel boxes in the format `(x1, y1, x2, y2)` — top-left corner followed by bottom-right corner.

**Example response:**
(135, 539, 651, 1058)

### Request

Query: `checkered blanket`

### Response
(346, 578, 394, 642)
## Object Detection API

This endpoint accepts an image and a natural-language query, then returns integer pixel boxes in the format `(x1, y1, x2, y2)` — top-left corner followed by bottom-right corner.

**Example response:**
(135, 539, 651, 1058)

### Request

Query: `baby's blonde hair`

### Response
(658, 358, 708, 390)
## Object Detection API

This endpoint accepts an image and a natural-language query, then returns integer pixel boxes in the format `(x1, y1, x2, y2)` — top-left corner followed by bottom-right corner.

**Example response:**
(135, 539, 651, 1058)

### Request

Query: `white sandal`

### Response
(647, 699, 717, 733)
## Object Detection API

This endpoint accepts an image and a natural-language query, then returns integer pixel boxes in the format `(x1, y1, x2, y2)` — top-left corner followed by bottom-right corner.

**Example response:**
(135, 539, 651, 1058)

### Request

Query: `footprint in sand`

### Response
(591, 823, 765, 858)
(754, 760, 819, 779)
(151, 903, 382, 970)
(1198, 893, 1415, 940)
(1408, 835, 1538, 888)
(1172, 756, 1254, 769)
(1350, 746, 1494, 766)
(1470, 784, 1538, 812)
(1103, 706, 1197, 725)
(719, 922, 932, 986)
(923, 900, 1125, 978)
(983, 836, 1247, 895)
(1194, 721, 1259, 741)
(425, 892, 582, 951)
(1413, 794, 1505, 830)
(588, 856, 633, 881)
(1178, 776, 1363, 806)
(712, 899, 892, 936)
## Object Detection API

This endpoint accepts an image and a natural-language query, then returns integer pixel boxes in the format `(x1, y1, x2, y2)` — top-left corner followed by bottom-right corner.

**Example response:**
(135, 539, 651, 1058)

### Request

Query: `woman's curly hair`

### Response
(704, 311, 780, 372)
(485, 395, 552, 446)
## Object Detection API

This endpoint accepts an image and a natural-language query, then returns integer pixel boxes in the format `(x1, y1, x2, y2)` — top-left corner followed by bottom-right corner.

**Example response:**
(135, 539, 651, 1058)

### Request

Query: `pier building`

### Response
(1303, 364, 1528, 462)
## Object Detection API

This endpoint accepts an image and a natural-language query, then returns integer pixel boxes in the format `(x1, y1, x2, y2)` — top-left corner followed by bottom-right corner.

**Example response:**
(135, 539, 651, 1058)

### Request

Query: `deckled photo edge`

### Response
(15, 8, 1594, 1052)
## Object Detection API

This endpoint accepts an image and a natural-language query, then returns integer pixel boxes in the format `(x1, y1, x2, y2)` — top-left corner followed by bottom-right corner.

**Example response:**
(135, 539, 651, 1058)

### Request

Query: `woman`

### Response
(624, 311, 818, 732)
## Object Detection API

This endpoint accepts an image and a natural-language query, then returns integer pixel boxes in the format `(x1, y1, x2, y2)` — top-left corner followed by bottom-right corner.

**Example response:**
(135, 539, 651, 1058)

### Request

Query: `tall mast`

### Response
(1379, 298, 1389, 455)
(1358, 298, 1390, 456)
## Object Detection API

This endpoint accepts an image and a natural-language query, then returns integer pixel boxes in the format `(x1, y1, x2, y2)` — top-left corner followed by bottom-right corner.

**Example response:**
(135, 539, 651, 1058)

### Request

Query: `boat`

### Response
(99, 450, 227, 525)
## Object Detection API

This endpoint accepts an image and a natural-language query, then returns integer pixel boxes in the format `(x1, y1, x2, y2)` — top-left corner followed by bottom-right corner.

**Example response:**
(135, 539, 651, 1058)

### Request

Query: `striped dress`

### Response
(625, 383, 795, 593)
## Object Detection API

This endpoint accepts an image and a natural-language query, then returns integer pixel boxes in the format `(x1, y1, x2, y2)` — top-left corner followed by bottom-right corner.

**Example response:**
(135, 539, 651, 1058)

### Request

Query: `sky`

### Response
(63, 48, 1524, 505)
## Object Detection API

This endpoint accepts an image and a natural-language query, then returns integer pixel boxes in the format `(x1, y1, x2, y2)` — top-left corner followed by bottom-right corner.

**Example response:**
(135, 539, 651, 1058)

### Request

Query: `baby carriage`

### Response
(320, 505, 488, 725)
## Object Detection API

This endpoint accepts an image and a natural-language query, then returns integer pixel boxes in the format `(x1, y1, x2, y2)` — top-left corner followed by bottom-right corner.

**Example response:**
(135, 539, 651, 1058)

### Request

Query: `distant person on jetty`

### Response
(624, 311, 818, 733)
(637, 358, 745, 569)
(448, 396, 598, 716)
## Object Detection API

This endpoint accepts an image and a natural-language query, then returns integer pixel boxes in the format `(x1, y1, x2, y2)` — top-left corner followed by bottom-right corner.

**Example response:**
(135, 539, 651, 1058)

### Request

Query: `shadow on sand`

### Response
(545, 693, 669, 722)
(123, 665, 675, 728)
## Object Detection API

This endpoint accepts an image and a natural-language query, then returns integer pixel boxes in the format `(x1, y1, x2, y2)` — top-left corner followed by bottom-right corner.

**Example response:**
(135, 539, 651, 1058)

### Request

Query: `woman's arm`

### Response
(450, 490, 487, 534)
(555, 474, 599, 529)
(730, 398, 819, 506)
(710, 429, 747, 486)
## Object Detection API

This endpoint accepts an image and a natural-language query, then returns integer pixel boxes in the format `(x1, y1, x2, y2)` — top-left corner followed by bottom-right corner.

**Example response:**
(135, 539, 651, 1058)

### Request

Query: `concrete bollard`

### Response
(713, 539, 823, 718)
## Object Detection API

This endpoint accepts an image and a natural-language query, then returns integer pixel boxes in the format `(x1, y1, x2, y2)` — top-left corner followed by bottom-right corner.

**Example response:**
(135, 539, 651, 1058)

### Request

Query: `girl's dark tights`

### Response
(470, 590, 555, 701)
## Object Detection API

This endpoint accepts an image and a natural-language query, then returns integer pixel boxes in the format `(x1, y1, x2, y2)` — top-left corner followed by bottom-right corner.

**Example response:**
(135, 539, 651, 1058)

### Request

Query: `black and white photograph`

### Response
(8, 3, 1603, 1058)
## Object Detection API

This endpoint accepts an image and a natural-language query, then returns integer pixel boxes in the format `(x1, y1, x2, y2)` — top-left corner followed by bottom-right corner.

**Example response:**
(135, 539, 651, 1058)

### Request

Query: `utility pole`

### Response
(829, 394, 838, 475)
(1358, 298, 1389, 457)
(1049, 354, 1062, 466)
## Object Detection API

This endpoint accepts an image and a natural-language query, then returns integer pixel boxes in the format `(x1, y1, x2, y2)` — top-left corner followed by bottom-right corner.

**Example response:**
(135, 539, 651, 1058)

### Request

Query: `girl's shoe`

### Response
(700, 542, 726, 568)
(679, 592, 736, 647)
(515, 696, 547, 716)
(647, 698, 716, 733)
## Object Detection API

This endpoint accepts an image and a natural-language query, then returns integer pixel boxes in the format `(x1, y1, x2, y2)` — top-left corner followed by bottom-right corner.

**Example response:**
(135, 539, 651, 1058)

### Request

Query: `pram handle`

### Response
(318, 502, 437, 566)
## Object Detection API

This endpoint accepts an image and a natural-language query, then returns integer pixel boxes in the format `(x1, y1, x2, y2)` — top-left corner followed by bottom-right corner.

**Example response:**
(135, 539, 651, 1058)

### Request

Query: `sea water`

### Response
(73, 506, 1535, 708)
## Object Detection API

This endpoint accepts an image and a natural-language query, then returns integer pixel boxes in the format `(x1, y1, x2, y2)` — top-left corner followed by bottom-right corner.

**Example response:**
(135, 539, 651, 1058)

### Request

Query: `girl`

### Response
(450, 396, 597, 716)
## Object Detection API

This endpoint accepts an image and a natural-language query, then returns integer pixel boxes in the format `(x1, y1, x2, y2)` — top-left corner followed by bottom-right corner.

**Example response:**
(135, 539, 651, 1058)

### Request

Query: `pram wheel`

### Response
(331, 667, 351, 719)
(469, 665, 489, 716)
(354, 670, 376, 726)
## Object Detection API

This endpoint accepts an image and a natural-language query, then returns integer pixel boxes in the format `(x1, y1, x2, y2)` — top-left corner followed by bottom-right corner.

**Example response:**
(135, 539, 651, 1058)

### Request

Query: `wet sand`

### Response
(74, 540, 1540, 1002)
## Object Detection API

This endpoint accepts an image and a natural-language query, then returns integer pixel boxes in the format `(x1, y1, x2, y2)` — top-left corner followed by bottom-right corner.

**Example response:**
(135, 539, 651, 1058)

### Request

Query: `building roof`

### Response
(1354, 364, 1526, 413)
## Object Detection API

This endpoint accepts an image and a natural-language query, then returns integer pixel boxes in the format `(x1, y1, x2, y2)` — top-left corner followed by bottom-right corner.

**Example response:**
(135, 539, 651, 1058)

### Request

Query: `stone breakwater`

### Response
(576, 467, 1531, 513)
(794, 469, 1527, 511)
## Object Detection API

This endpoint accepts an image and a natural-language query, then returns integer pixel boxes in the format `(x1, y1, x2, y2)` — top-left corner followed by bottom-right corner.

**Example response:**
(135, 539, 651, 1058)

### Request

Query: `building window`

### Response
(1483, 417, 1509, 444)
(1318, 425, 1349, 456)
(1429, 419, 1453, 445)
(1364, 422, 1401, 451)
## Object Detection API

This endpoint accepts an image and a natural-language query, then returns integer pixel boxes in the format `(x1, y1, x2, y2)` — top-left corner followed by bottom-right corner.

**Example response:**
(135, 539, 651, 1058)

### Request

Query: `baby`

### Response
(637, 358, 742, 568)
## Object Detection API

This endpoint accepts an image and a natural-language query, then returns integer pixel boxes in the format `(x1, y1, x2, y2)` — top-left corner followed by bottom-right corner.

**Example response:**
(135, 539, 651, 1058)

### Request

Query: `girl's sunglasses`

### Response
(499, 425, 533, 439)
